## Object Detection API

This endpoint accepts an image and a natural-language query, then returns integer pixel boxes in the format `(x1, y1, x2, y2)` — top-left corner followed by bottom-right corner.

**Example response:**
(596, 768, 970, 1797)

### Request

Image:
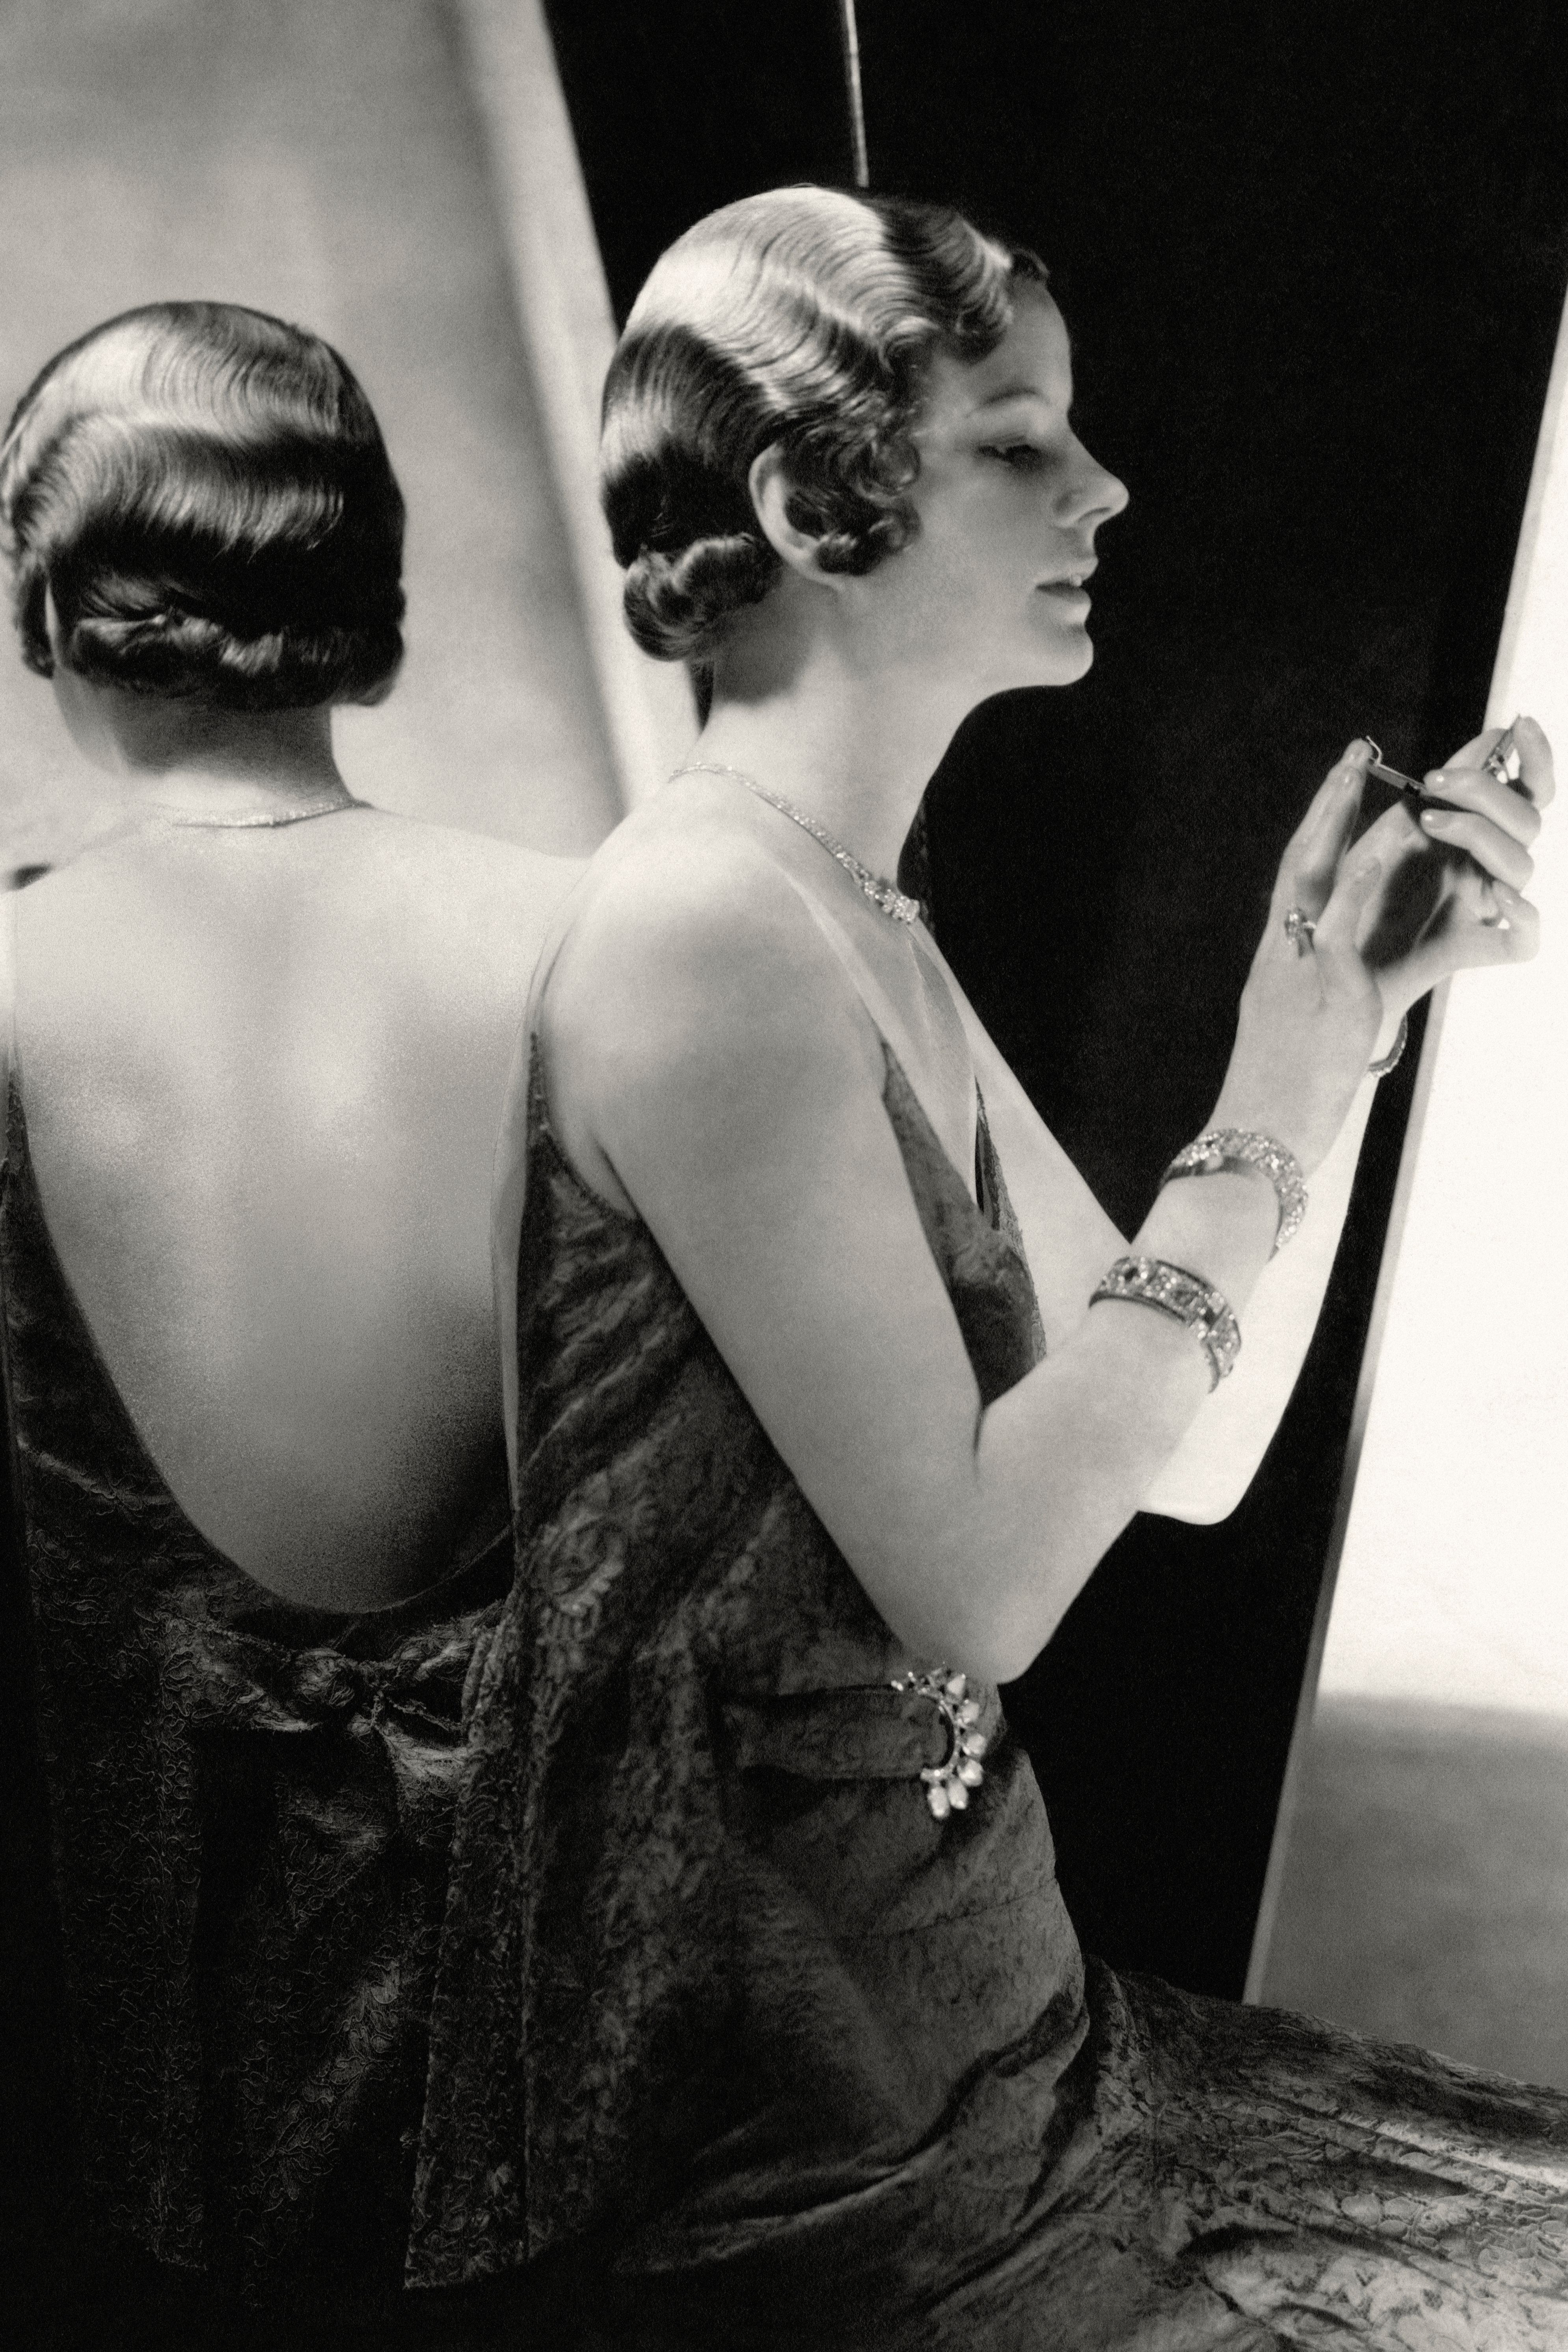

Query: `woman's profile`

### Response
(0, 303, 580, 2337)
(410, 190, 1568, 2346)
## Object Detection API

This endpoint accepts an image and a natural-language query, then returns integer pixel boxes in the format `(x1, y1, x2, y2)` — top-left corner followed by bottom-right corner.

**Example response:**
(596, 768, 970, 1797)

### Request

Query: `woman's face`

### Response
(860, 290, 1127, 698)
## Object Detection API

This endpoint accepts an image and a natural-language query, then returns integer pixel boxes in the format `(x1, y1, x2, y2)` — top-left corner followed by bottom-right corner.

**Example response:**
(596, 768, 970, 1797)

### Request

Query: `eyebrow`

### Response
(972, 383, 1064, 412)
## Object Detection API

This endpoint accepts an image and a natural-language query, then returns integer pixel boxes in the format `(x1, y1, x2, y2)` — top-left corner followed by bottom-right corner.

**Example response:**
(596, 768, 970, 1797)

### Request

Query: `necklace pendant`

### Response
(865, 875, 922, 926)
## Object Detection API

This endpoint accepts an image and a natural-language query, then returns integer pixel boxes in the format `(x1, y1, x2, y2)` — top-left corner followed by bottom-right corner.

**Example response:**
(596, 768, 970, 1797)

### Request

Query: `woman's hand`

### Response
(1211, 722, 1551, 1176)
(1208, 744, 1388, 1173)
(1357, 715, 1551, 1011)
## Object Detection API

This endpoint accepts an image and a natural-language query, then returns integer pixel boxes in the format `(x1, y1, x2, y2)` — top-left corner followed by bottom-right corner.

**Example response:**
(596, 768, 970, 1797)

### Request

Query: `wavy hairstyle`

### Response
(0, 302, 405, 710)
(601, 186, 1048, 666)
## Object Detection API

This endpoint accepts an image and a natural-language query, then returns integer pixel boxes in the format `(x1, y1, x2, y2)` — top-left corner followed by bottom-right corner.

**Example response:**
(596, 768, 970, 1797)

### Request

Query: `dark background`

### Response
(4, 2, 1566, 2337)
(542, 0, 1568, 1993)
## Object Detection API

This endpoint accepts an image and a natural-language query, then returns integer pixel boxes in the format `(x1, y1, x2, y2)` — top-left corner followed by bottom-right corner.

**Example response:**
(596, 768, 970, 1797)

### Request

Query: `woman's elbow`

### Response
(938, 1583, 1075, 1688)
(1139, 1469, 1253, 1526)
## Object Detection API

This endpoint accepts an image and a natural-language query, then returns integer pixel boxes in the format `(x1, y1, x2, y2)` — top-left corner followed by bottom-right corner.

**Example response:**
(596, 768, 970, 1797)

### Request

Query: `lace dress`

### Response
(0, 1060, 515, 2345)
(406, 1038, 1568, 2351)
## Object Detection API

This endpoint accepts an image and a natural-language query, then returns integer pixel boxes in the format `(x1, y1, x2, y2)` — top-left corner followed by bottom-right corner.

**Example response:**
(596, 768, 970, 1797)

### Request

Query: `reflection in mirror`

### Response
(1253, 287, 1568, 2091)
(0, 0, 629, 872)
(0, 5, 667, 2341)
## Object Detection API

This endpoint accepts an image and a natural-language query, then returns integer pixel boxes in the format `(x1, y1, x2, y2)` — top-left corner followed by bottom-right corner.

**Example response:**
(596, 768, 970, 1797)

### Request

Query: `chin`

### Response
(1014, 633, 1095, 692)
(1017, 604, 1097, 688)
(962, 624, 1096, 708)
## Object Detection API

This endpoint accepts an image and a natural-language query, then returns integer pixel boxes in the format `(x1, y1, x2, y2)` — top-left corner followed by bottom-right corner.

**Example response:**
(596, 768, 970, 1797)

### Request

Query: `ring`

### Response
(1283, 905, 1317, 951)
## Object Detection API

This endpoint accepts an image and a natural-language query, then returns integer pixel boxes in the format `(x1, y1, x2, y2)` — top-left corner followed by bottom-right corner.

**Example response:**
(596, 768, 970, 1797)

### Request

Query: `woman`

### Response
(0, 303, 581, 2341)
(411, 192, 1567, 2347)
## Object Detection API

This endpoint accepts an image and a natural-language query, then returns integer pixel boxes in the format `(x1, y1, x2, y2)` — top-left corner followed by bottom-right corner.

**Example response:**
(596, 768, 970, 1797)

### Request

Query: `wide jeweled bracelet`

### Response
(1160, 1127, 1307, 1256)
(1089, 1255, 1242, 1390)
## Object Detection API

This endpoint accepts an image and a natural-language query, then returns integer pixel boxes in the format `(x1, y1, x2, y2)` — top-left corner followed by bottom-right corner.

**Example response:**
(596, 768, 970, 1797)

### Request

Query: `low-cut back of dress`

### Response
(0, 931, 514, 2336)
(407, 1023, 1568, 2352)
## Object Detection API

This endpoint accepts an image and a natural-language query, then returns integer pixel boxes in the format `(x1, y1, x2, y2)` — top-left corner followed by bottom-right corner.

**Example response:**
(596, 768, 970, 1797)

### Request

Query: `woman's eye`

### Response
(980, 442, 1046, 471)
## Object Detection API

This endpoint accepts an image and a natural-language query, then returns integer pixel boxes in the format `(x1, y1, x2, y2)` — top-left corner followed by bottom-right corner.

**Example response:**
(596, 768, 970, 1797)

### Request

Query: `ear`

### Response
(747, 445, 846, 594)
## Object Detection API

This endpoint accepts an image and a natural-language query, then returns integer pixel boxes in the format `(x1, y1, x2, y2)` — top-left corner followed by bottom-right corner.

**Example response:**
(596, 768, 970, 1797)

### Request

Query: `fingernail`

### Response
(1421, 808, 1453, 829)
(1343, 739, 1371, 764)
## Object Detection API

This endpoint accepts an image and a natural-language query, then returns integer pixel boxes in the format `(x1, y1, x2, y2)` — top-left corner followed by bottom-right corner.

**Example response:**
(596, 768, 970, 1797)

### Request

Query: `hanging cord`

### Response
(837, 0, 870, 187)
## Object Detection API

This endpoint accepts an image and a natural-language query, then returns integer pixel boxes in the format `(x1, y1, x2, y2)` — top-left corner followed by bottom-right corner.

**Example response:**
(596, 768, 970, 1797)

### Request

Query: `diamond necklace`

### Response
(150, 790, 365, 831)
(671, 762, 922, 926)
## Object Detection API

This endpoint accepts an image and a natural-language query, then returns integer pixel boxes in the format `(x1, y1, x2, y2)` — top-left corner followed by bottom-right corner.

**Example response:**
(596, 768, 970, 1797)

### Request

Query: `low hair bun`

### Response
(61, 607, 405, 711)
(622, 534, 777, 663)
(54, 560, 406, 710)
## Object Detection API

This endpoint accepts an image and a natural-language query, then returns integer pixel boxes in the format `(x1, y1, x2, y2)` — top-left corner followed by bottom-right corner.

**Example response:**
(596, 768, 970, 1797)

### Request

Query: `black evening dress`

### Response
(405, 1037, 1568, 2351)
(0, 1056, 517, 2349)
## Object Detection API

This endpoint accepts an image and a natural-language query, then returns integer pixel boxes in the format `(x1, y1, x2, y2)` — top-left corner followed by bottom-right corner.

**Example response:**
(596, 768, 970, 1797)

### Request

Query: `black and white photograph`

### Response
(2, 5, 1566, 2346)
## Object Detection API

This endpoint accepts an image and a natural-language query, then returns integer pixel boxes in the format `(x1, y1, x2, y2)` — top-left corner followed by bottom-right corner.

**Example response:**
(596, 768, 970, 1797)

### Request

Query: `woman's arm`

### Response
(524, 822, 1377, 1687)
(505, 730, 1545, 1683)
(929, 726, 1551, 1522)
(1143, 1069, 1376, 1519)
(933, 946, 1383, 1525)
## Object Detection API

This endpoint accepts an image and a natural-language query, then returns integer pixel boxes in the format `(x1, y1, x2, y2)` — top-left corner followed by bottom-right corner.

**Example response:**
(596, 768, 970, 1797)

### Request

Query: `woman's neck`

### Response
(696, 622, 972, 881)
(98, 701, 349, 822)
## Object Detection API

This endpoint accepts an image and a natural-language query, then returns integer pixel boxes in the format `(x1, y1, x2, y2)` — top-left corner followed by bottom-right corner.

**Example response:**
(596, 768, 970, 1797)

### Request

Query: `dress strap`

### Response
(780, 873, 983, 1197)
(775, 872, 915, 1058)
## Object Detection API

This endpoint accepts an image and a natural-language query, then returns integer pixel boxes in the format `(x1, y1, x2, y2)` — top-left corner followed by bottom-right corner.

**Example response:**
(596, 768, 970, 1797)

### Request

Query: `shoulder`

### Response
(550, 810, 872, 1065)
(535, 809, 888, 1184)
(351, 811, 585, 924)
(327, 813, 588, 1013)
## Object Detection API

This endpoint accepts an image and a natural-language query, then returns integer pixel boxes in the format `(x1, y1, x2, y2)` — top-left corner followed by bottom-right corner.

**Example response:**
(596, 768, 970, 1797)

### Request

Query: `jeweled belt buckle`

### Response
(890, 1667, 988, 1819)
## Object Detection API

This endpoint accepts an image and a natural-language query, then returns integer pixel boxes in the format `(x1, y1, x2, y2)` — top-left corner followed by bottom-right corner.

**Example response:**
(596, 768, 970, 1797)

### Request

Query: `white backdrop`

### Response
(1314, 287, 1568, 1721)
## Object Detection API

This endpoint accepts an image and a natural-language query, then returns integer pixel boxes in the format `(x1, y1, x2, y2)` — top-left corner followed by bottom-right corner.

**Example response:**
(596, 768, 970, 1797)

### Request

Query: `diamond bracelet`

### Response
(1160, 1127, 1307, 1256)
(1089, 1256, 1242, 1390)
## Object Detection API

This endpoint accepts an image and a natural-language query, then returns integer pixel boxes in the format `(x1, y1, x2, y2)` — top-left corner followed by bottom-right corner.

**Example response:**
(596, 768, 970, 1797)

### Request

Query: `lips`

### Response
(1036, 561, 1097, 592)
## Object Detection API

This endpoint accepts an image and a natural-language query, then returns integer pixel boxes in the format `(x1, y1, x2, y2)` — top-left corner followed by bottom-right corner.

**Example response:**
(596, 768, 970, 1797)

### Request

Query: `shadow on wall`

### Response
(1259, 1697, 1568, 2094)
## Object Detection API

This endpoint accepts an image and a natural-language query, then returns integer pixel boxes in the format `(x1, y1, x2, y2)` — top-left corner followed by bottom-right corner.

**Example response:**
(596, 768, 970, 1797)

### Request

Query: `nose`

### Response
(1060, 439, 1129, 529)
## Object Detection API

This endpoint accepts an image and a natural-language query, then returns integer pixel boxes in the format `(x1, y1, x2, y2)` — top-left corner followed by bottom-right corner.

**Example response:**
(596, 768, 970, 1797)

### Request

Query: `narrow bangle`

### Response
(1161, 1128, 1307, 1255)
(1367, 1012, 1409, 1079)
(1089, 1255, 1241, 1390)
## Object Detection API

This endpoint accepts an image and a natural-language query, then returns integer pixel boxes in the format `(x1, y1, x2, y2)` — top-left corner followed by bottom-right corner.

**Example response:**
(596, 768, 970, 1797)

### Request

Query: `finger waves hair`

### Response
(0, 301, 406, 710)
(601, 186, 1048, 666)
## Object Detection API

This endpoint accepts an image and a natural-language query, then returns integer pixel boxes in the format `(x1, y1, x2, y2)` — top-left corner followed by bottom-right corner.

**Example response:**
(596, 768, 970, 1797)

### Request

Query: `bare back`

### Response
(8, 807, 581, 1610)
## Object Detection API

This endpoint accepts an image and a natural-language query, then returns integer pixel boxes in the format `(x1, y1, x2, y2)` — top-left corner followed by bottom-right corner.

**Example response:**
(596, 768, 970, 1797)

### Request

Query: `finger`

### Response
(1432, 717, 1555, 812)
(1421, 760, 1542, 847)
(1429, 719, 1523, 775)
(1416, 806, 1535, 890)
(1431, 723, 1504, 771)
(1269, 746, 1369, 922)
(1312, 848, 1383, 963)
(1510, 714, 1556, 809)
(1395, 887, 1540, 994)
(1354, 797, 1426, 860)
(1487, 889, 1540, 960)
